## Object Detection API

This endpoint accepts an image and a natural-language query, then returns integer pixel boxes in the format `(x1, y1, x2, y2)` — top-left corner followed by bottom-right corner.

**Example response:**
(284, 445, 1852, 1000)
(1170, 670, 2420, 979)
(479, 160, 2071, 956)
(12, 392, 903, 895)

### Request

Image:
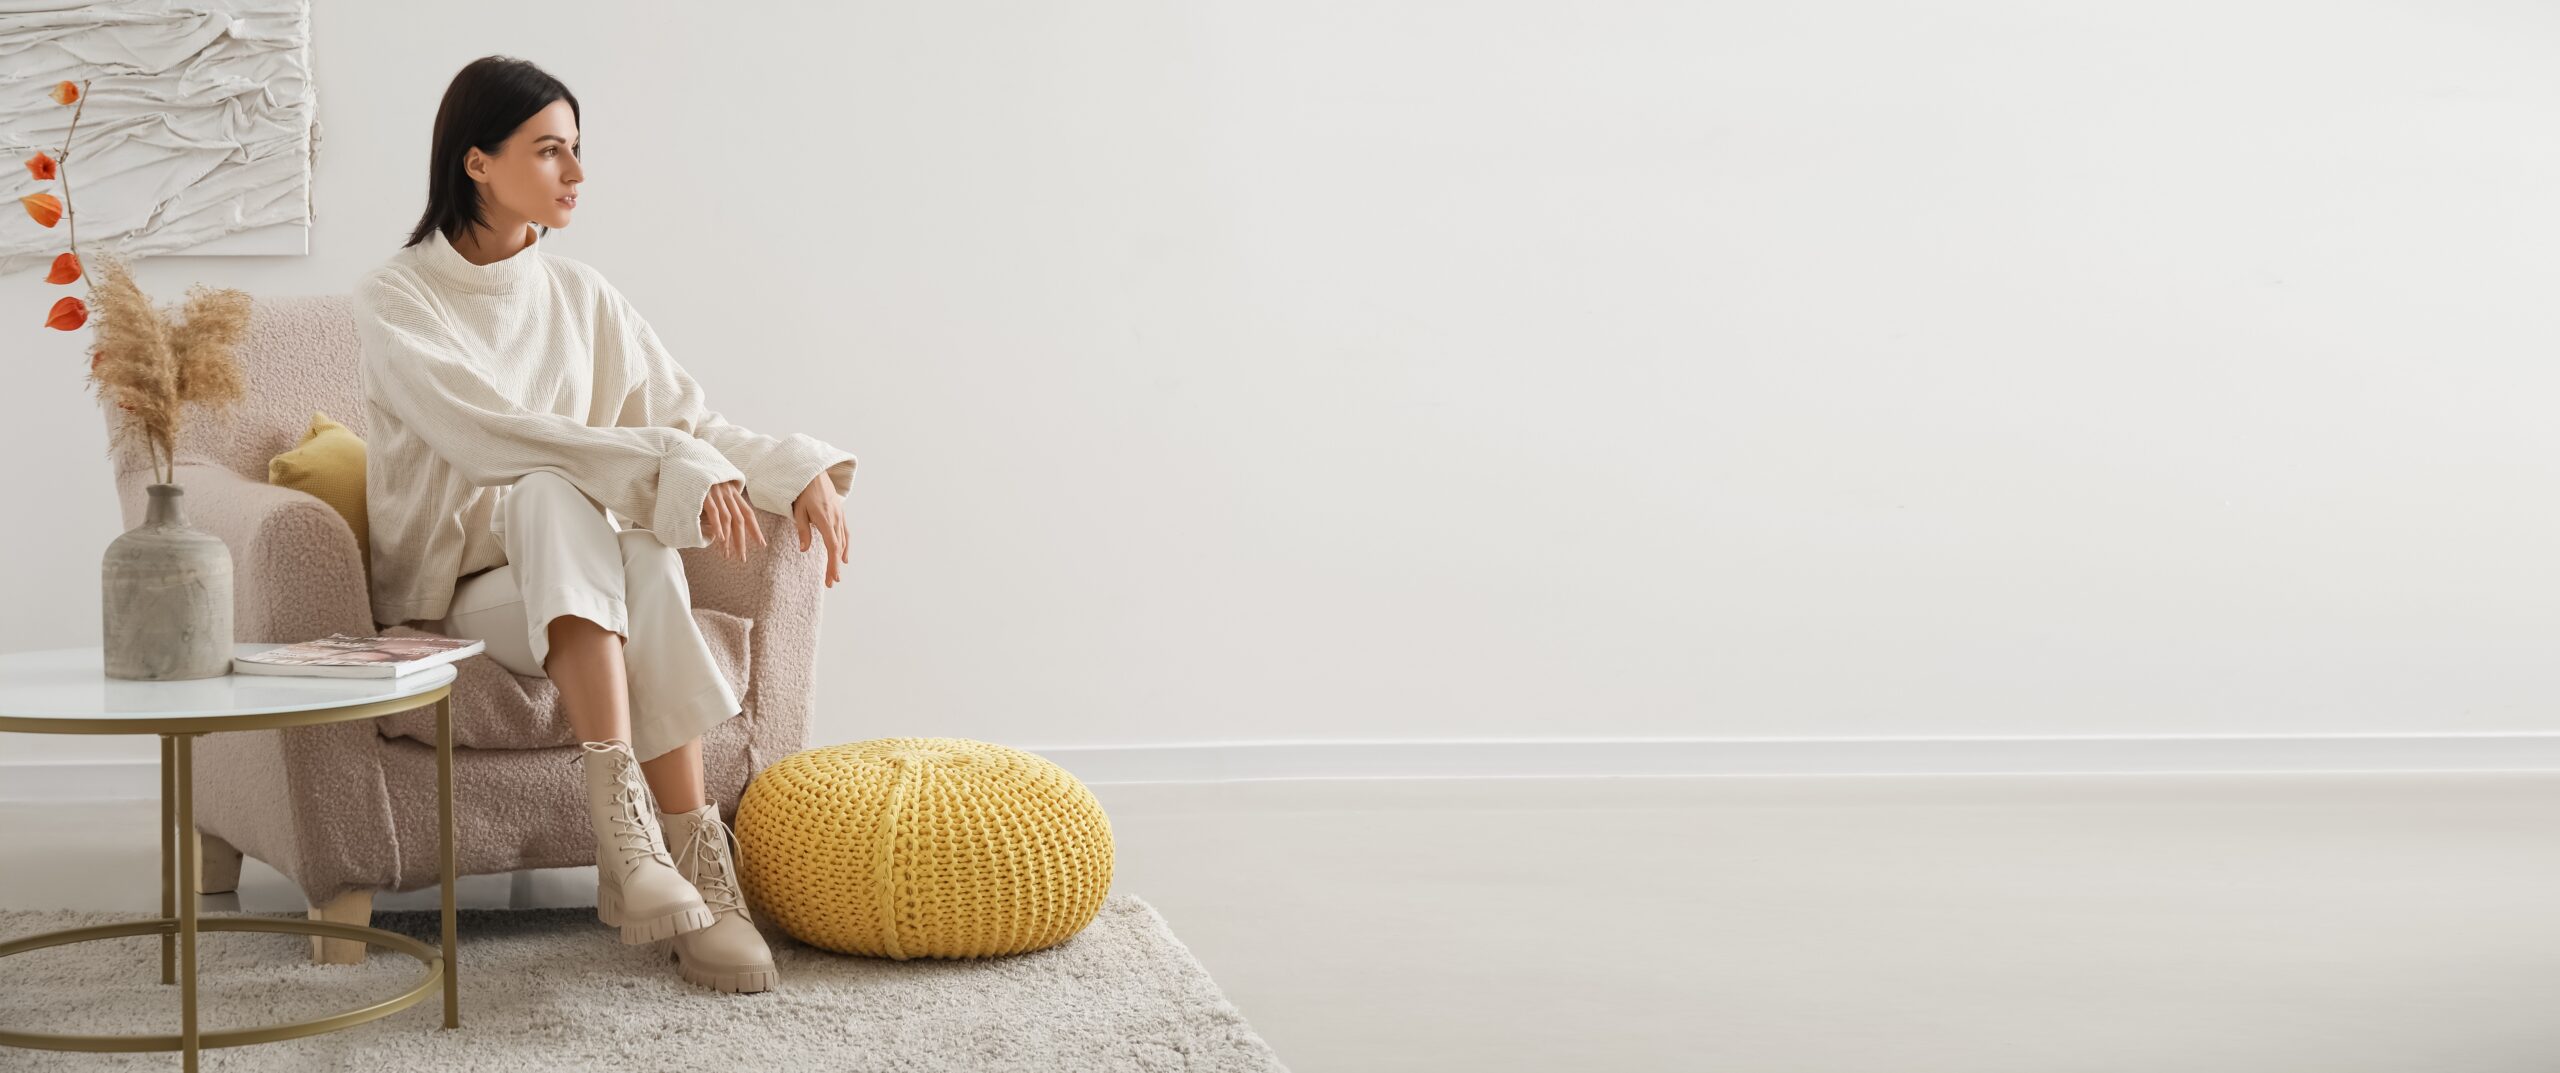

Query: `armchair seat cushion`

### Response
(368, 610, 754, 751)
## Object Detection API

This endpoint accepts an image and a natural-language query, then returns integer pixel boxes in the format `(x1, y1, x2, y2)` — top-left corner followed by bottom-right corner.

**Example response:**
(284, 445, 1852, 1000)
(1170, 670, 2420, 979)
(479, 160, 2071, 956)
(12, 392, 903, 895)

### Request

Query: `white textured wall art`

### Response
(0, 0, 317, 275)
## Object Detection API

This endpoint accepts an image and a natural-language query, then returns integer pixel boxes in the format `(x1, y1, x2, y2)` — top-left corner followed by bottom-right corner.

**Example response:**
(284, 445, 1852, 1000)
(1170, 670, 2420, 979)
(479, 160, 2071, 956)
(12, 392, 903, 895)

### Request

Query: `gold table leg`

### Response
(160, 734, 174, 987)
(440, 693, 459, 1028)
(175, 732, 200, 1072)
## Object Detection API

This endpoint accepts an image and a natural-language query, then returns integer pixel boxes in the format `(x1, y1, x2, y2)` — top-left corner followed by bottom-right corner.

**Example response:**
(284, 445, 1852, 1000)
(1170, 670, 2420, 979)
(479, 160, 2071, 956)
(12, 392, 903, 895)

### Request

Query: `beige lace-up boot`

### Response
(658, 802, 781, 993)
(578, 739, 716, 944)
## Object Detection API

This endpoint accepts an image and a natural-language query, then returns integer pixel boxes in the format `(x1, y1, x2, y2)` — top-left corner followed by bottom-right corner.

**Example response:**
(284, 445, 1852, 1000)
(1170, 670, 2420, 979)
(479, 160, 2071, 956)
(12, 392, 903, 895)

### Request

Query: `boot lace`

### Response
(577, 748, 671, 868)
(674, 811, 750, 919)
(608, 779, 670, 865)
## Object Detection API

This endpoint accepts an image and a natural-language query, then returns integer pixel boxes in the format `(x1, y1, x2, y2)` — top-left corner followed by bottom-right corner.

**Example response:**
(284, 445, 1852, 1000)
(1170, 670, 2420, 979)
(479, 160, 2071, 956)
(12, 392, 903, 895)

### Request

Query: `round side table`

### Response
(0, 643, 462, 1072)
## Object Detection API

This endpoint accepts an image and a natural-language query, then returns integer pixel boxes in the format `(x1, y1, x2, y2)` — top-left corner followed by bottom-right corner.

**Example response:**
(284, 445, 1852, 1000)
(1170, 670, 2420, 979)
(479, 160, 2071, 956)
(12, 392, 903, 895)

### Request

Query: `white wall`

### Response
(7, 3, 2560, 777)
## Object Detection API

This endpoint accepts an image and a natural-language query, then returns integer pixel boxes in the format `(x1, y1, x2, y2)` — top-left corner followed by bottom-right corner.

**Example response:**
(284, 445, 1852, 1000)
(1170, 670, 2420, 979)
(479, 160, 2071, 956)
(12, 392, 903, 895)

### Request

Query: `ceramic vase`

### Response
(102, 483, 234, 680)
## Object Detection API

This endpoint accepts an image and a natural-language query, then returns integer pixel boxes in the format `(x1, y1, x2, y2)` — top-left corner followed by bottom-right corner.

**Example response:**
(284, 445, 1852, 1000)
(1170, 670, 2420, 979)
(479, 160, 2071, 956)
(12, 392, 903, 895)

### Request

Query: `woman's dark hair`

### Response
(404, 55, 578, 249)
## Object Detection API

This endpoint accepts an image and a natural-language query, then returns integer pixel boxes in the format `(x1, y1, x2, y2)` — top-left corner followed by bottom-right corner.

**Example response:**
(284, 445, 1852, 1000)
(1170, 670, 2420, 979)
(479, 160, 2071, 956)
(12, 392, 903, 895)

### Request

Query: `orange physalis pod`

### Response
(21, 191, 62, 227)
(44, 295, 87, 331)
(47, 251, 81, 284)
(48, 81, 79, 106)
(24, 151, 55, 181)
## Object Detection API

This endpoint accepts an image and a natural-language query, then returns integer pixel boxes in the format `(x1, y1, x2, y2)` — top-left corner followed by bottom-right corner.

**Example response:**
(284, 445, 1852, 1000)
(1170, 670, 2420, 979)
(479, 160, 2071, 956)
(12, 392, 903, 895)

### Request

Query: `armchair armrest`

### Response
(115, 461, 373, 643)
(679, 505, 832, 770)
(111, 460, 402, 908)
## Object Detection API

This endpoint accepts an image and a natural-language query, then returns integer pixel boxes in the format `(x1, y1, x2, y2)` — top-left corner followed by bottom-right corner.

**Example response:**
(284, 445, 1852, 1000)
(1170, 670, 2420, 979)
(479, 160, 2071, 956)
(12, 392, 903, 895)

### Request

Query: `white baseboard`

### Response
(6, 733, 2560, 803)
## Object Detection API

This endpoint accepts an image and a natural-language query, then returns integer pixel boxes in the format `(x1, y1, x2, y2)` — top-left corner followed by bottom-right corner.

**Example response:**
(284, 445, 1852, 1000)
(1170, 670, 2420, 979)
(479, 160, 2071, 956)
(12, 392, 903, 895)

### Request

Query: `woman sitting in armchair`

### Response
(351, 54, 856, 996)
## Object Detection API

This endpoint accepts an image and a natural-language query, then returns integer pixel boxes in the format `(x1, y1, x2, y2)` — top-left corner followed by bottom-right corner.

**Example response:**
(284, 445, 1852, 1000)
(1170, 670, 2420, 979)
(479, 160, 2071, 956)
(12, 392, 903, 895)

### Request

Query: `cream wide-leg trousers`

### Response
(436, 469, 742, 763)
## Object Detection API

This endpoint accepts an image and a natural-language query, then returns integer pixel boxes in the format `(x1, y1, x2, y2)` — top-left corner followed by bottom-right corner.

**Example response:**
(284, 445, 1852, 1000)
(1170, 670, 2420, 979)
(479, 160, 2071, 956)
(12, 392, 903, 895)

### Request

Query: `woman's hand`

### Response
(699, 479, 765, 561)
(793, 474, 850, 588)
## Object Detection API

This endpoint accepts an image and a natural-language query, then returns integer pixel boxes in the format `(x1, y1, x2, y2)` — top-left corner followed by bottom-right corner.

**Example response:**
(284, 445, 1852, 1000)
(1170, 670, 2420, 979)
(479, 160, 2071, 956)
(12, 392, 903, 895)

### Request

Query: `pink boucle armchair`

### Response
(97, 294, 830, 964)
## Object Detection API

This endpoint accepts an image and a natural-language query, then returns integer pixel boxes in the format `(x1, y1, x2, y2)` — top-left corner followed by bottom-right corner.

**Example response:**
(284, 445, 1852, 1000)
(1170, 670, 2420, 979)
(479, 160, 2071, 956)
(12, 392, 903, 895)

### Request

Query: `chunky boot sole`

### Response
(673, 947, 780, 993)
(597, 879, 717, 944)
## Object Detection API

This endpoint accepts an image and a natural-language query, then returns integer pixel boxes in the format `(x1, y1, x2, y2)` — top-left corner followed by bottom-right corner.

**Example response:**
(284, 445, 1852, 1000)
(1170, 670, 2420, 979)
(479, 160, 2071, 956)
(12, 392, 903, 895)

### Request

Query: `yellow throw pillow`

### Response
(268, 409, 370, 584)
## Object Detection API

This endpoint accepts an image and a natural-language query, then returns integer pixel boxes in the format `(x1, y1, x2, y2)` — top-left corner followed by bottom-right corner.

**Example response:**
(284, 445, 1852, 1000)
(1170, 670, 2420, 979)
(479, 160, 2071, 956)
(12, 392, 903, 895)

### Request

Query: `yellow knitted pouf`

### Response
(734, 737, 1115, 960)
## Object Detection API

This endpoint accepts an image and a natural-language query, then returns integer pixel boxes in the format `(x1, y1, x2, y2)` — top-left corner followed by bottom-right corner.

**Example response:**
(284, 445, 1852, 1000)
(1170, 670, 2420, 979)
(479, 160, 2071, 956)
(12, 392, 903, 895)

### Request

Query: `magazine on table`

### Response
(232, 633, 486, 679)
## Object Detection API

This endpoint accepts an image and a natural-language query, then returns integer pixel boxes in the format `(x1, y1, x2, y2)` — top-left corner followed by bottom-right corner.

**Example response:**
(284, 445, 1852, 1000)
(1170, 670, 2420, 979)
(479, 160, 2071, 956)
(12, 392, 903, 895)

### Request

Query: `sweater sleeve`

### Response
(352, 272, 745, 549)
(604, 285, 858, 520)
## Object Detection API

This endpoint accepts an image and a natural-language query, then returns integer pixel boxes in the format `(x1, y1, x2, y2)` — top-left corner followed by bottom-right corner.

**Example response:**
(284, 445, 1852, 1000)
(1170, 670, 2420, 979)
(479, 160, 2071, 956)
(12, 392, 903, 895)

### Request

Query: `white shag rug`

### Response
(0, 892, 1289, 1072)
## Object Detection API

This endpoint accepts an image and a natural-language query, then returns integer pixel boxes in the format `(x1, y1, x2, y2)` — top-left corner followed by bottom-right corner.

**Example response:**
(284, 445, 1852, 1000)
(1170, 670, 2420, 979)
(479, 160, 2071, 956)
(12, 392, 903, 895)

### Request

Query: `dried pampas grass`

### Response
(79, 249, 251, 486)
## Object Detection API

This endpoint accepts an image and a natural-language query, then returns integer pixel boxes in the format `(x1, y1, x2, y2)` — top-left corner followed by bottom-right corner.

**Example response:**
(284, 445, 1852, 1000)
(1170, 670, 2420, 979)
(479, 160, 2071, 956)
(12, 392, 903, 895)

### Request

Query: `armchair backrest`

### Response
(97, 294, 367, 484)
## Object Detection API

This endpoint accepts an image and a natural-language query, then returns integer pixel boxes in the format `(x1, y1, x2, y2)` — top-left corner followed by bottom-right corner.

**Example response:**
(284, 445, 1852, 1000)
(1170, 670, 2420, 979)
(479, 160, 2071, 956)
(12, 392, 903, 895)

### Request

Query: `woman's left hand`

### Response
(792, 474, 851, 588)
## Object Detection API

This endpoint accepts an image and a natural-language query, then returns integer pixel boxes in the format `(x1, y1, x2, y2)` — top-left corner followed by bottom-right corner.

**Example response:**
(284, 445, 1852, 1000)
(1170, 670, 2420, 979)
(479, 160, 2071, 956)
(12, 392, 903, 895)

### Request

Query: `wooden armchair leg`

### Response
(194, 828, 244, 895)
(307, 888, 375, 965)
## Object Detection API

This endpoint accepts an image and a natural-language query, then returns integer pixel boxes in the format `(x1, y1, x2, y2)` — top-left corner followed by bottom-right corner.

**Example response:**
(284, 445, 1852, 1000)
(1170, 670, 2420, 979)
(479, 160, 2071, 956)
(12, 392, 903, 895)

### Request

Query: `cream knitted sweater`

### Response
(351, 225, 856, 628)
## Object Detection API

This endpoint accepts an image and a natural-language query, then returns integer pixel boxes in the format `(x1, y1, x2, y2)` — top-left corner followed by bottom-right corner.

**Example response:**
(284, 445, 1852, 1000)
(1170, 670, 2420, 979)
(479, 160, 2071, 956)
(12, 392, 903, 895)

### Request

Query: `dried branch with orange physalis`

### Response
(23, 76, 250, 486)
(23, 79, 87, 332)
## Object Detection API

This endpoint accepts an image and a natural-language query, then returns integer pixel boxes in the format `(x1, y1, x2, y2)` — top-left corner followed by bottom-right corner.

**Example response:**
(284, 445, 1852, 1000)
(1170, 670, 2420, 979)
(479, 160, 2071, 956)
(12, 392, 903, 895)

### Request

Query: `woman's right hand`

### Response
(700, 479, 766, 561)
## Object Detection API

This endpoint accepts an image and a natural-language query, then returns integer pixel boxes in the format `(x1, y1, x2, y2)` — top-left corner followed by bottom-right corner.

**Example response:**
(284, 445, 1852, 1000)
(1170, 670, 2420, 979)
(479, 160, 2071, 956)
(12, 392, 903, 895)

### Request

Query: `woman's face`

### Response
(464, 98, 582, 233)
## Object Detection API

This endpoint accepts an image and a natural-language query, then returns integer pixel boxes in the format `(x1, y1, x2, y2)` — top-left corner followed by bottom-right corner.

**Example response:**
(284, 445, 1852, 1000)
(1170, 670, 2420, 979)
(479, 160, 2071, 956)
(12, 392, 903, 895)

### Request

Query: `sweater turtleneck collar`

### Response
(415, 223, 545, 295)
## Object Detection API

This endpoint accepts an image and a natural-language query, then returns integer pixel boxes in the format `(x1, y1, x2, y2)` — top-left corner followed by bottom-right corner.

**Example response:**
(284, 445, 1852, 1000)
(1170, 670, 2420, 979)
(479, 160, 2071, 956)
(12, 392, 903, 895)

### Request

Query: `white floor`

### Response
(6, 772, 2560, 1072)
